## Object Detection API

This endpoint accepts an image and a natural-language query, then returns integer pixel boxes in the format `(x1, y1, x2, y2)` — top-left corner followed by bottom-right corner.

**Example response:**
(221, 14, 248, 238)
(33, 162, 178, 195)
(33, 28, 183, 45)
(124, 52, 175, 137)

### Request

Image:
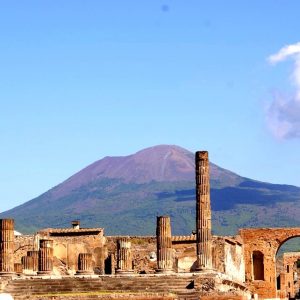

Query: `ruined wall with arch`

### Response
(240, 228, 300, 299)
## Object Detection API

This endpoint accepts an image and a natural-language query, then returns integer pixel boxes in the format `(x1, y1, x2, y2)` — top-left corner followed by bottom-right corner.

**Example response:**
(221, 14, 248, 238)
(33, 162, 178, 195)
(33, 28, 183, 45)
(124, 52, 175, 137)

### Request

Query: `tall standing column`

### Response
(156, 216, 173, 273)
(38, 239, 53, 275)
(195, 151, 212, 271)
(116, 237, 133, 275)
(0, 219, 15, 275)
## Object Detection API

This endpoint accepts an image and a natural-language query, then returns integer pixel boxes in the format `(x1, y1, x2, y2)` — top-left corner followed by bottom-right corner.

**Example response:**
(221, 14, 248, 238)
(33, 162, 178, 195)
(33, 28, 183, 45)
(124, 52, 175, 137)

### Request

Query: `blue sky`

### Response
(1, 1, 300, 212)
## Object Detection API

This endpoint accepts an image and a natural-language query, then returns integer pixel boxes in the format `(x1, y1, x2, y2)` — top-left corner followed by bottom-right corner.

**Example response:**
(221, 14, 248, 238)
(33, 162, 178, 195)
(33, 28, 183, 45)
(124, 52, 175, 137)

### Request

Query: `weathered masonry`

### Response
(156, 215, 173, 273)
(195, 151, 212, 271)
(240, 227, 300, 299)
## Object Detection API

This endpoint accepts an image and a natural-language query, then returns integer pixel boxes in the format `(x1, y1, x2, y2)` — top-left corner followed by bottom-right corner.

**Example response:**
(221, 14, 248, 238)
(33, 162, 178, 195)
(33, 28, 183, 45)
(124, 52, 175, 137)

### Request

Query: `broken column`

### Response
(38, 239, 53, 275)
(0, 219, 15, 275)
(156, 216, 173, 273)
(22, 255, 34, 274)
(27, 250, 39, 272)
(76, 253, 93, 275)
(195, 151, 212, 271)
(116, 237, 133, 274)
(14, 263, 23, 275)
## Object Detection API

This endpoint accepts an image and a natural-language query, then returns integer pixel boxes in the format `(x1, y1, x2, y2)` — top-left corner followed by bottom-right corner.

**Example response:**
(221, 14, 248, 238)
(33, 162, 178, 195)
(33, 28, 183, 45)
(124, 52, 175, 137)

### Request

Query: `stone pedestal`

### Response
(27, 250, 39, 272)
(116, 237, 133, 275)
(38, 239, 53, 275)
(195, 151, 212, 271)
(156, 216, 174, 273)
(0, 219, 15, 276)
(76, 253, 93, 275)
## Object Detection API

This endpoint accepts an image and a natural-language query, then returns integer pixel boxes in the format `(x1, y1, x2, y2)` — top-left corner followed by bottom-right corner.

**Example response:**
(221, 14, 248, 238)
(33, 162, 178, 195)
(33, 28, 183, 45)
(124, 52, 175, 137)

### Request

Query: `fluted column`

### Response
(195, 151, 212, 271)
(156, 216, 173, 273)
(38, 239, 53, 275)
(27, 250, 39, 272)
(22, 255, 34, 274)
(14, 263, 23, 274)
(76, 253, 93, 275)
(116, 237, 133, 274)
(0, 219, 15, 275)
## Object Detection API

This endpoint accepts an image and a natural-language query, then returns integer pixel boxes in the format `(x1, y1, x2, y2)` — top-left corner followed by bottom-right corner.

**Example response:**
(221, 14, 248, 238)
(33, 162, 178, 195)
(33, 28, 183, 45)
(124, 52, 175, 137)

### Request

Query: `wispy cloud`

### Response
(267, 42, 300, 139)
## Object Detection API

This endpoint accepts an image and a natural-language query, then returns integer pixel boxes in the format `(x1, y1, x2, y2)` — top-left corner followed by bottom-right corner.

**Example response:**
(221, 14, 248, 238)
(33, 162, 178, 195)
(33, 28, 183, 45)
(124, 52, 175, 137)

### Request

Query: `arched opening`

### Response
(253, 250, 264, 280)
(276, 237, 300, 299)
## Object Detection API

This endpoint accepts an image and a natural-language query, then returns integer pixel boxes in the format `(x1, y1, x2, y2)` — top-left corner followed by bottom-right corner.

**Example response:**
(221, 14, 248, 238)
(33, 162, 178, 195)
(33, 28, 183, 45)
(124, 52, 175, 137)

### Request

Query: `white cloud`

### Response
(266, 42, 300, 139)
(268, 42, 300, 64)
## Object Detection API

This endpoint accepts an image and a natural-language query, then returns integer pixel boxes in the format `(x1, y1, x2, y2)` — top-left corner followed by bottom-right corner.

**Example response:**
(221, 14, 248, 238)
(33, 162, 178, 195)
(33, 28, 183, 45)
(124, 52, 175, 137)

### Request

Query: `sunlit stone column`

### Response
(38, 239, 53, 275)
(76, 253, 93, 275)
(98, 247, 105, 275)
(27, 250, 39, 272)
(0, 219, 15, 275)
(195, 151, 212, 271)
(116, 237, 133, 274)
(14, 263, 23, 275)
(156, 216, 173, 273)
(22, 255, 34, 275)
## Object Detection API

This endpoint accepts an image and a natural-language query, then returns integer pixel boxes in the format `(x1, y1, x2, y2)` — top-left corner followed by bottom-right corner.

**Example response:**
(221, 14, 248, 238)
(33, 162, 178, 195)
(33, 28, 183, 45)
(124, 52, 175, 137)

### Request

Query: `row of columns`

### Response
(0, 218, 175, 276)
(0, 150, 212, 276)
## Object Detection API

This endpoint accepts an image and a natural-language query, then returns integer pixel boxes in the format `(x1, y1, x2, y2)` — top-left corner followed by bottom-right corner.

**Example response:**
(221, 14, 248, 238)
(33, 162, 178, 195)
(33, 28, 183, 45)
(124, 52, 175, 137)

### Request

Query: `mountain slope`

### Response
(1, 145, 300, 235)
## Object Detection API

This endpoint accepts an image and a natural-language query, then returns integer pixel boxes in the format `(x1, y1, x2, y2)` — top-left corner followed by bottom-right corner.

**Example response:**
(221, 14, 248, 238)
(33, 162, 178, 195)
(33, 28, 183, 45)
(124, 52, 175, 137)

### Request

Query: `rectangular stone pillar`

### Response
(0, 219, 15, 275)
(27, 250, 39, 272)
(156, 216, 174, 273)
(195, 151, 212, 270)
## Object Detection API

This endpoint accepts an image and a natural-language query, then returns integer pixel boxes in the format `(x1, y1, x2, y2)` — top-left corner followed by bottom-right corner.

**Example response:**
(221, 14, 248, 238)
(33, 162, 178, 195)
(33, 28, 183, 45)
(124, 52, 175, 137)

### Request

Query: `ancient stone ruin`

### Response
(0, 151, 298, 299)
(195, 151, 212, 271)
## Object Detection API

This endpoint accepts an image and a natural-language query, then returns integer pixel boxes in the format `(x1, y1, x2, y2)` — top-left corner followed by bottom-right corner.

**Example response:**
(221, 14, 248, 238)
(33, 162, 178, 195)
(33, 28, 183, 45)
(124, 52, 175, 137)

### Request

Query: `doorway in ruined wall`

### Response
(252, 251, 264, 280)
(276, 237, 300, 299)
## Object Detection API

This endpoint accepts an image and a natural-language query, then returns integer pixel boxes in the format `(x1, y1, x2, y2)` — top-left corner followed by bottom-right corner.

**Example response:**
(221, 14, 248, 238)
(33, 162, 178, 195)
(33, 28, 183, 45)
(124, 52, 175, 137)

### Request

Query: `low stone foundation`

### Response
(2, 272, 250, 300)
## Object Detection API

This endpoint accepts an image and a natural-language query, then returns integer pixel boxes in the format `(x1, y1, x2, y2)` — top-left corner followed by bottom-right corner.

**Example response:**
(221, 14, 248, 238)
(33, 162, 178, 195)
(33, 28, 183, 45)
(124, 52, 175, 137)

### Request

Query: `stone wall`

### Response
(13, 233, 245, 280)
(223, 238, 245, 283)
(106, 236, 157, 273)
(37, 232, 106, 274)
(14, 235, 35, 263)
(240, 227, 300, 299)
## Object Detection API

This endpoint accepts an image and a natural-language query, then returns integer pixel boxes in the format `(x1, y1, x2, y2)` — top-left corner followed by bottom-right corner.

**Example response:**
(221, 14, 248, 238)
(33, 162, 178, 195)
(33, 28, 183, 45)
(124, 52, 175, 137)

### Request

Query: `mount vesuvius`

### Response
(1, 145, 300, 235)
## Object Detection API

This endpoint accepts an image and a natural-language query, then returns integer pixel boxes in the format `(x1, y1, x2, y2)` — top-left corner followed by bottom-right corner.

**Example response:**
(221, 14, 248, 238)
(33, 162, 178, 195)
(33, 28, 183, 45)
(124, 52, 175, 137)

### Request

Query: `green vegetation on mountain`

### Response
(1, 145, 300, 236)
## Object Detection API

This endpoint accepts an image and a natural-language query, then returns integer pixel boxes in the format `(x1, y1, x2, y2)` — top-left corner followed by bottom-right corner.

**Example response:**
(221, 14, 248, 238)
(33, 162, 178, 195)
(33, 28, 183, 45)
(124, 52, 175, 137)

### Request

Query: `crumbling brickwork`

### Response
(277, 252, 300, 298)
(240, 227, 300, 299)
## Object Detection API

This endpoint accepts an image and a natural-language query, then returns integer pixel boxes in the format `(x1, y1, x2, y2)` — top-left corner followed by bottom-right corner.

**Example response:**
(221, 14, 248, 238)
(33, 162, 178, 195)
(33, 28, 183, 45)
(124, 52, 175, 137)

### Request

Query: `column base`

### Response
(0, 272, 15, 277)
(155, 269, 174, 274)
(37, 271, 53, 275)
(76, 270, 94, 275)
(194, 267, 215, 273)
(115, 269, 134, 276)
